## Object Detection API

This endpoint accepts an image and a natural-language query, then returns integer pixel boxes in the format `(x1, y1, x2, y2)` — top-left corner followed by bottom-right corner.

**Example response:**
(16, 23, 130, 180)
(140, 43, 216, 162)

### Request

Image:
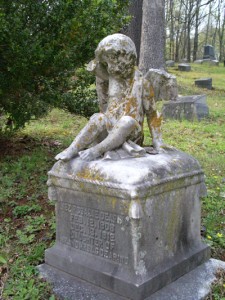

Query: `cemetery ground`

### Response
(0, 63, 225, 299)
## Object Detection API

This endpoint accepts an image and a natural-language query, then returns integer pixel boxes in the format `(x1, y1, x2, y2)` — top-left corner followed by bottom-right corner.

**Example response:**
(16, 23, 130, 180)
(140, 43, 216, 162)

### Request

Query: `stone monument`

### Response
(39, 34, 211, 299)
(203, 45, 215, 60)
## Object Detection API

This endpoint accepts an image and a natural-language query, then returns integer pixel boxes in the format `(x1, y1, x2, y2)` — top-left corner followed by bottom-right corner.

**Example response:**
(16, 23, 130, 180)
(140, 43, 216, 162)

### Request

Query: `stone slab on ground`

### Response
(166, 60, 175, 67)
(162, 94, 209, 121)
(178, 63, 191, 71)
(38, 259, 225, 300)
(194, 60, 203, 64)
(202, 59, 219, 66)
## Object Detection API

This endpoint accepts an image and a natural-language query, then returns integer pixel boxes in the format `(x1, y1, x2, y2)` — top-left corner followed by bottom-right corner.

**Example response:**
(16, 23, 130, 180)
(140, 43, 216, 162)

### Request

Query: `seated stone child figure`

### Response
(55, 33, 164, 162)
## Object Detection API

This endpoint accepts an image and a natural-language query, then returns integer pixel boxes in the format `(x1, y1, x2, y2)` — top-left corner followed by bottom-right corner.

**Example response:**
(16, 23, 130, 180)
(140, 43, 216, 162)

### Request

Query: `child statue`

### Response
(55, 34, 168, 162)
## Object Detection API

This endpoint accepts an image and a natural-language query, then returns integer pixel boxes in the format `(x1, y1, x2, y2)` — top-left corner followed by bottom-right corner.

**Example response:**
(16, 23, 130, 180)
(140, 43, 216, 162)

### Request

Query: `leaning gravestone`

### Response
(162, 95, 209, 121)
(39, 34, 212, 299)
(195, 78, 212, 90)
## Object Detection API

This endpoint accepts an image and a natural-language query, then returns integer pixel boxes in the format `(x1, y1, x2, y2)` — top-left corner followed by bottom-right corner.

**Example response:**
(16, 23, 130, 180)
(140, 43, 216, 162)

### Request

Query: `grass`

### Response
(0, 63, 225, 299)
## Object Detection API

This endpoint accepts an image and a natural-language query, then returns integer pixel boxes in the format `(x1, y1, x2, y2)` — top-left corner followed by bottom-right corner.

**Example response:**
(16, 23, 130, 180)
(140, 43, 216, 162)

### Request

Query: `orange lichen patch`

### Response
(150, 86, 155, 98)
(124, 95, 138, 115)
(149, 111, 163, 129)
(77, 167, 105, 182)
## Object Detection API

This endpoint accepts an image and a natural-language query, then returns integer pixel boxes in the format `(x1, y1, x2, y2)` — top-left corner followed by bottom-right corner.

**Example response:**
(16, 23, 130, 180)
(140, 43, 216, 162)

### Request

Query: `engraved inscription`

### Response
(59, 203, 129, 265)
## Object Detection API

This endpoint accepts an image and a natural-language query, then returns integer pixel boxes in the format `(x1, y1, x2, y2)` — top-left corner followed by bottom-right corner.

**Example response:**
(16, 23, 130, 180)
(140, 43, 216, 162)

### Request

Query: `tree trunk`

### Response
(218, 0, 225, 61)
(174, 1, 183, 62)
(205, 2, 212, 45)
(139, 0, 166, 73)
(122, 0, 143, 63)
(193, 0, 201, 61)
(169, 0, 175, 60)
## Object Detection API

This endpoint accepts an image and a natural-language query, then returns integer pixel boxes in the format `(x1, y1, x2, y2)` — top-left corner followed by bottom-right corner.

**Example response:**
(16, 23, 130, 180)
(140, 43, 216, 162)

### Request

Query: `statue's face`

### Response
(95, 34, 137, 79)
(98, 49, 135, 79)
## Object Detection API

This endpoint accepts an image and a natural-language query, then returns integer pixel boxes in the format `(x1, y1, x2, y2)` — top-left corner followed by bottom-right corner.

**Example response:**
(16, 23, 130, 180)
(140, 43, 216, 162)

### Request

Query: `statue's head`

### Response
(95, 34, 137, 78)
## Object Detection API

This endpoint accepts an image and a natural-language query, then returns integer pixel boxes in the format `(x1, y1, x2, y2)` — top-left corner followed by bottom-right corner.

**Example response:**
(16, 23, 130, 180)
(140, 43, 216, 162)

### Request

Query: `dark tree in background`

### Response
(122, 0, 143, 63)
(0, 0, 129, 129)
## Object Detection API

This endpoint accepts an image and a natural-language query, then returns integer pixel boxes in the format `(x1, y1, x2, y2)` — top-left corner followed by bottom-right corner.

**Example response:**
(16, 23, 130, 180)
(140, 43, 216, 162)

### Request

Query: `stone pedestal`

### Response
(42, 150, 210, 300)
(162, 95, 209, 121)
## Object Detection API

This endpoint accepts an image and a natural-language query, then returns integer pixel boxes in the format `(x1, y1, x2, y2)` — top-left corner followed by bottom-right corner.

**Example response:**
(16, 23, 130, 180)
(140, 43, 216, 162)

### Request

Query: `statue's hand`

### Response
(87, 60, 108, 80)
(86, 60, 97, 72)
(55, 147, 78, 161)
(79, 148, 100, 161)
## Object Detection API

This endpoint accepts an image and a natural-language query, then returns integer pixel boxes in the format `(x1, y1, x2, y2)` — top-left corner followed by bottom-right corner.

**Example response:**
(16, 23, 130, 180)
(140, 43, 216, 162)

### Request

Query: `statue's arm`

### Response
(87, 60, 109, 113)
(96, 77, 108, 113)
(143, 78, 164, 151)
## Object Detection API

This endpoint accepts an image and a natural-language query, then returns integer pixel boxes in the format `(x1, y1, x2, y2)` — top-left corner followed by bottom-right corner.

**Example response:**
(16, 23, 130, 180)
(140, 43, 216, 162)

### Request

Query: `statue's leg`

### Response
(79, 116, 140, 161)
(55, 113, 107, 161)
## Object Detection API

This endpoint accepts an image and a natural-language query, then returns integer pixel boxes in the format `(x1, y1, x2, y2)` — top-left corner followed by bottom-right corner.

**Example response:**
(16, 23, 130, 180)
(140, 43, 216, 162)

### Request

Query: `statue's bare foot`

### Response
(79, 148, 101, 161)
(55, 147, 78, 161)
(160, 144, 176, 152)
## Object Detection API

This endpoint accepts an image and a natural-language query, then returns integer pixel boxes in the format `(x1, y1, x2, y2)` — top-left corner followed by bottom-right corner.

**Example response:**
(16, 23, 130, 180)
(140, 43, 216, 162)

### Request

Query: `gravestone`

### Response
(195, 78, 212, 90)
(162, 95, 209, 121)
(39, 34, 211, 300)
(166, 60, 175, 67)
(203, 45, 215, 60)
(43, 150, 210, 300)
(178, 63, 191, 71)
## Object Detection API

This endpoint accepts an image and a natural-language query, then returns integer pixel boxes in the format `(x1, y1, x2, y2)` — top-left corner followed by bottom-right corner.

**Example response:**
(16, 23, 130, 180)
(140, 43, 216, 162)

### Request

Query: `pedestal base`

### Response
(44, 150, 210, 299)
(38, 259, 225, 300)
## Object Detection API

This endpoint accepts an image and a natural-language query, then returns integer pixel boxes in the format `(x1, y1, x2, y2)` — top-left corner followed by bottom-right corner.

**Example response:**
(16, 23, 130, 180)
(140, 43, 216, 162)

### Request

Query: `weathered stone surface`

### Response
(148, 259, 225, 300)
(178, 64, 191, 71)
(162, 95, 209, 121)
(38, 259, 225, 300)
(202, 59, 219, 66)
(55, 33, 170, 163)
(42, 150, 210, 300)
(166, 60, 175, 67)
(203, 45, 215, 60)
(194, 60, 203, 64)
(195, 78, 212, 90)
(210, 60, 219, 66)
(145, 68, 178, 101)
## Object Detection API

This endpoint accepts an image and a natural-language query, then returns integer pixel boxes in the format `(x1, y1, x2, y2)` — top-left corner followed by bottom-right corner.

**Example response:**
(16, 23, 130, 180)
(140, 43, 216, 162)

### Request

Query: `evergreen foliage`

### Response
(0, 0, 129, 129)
